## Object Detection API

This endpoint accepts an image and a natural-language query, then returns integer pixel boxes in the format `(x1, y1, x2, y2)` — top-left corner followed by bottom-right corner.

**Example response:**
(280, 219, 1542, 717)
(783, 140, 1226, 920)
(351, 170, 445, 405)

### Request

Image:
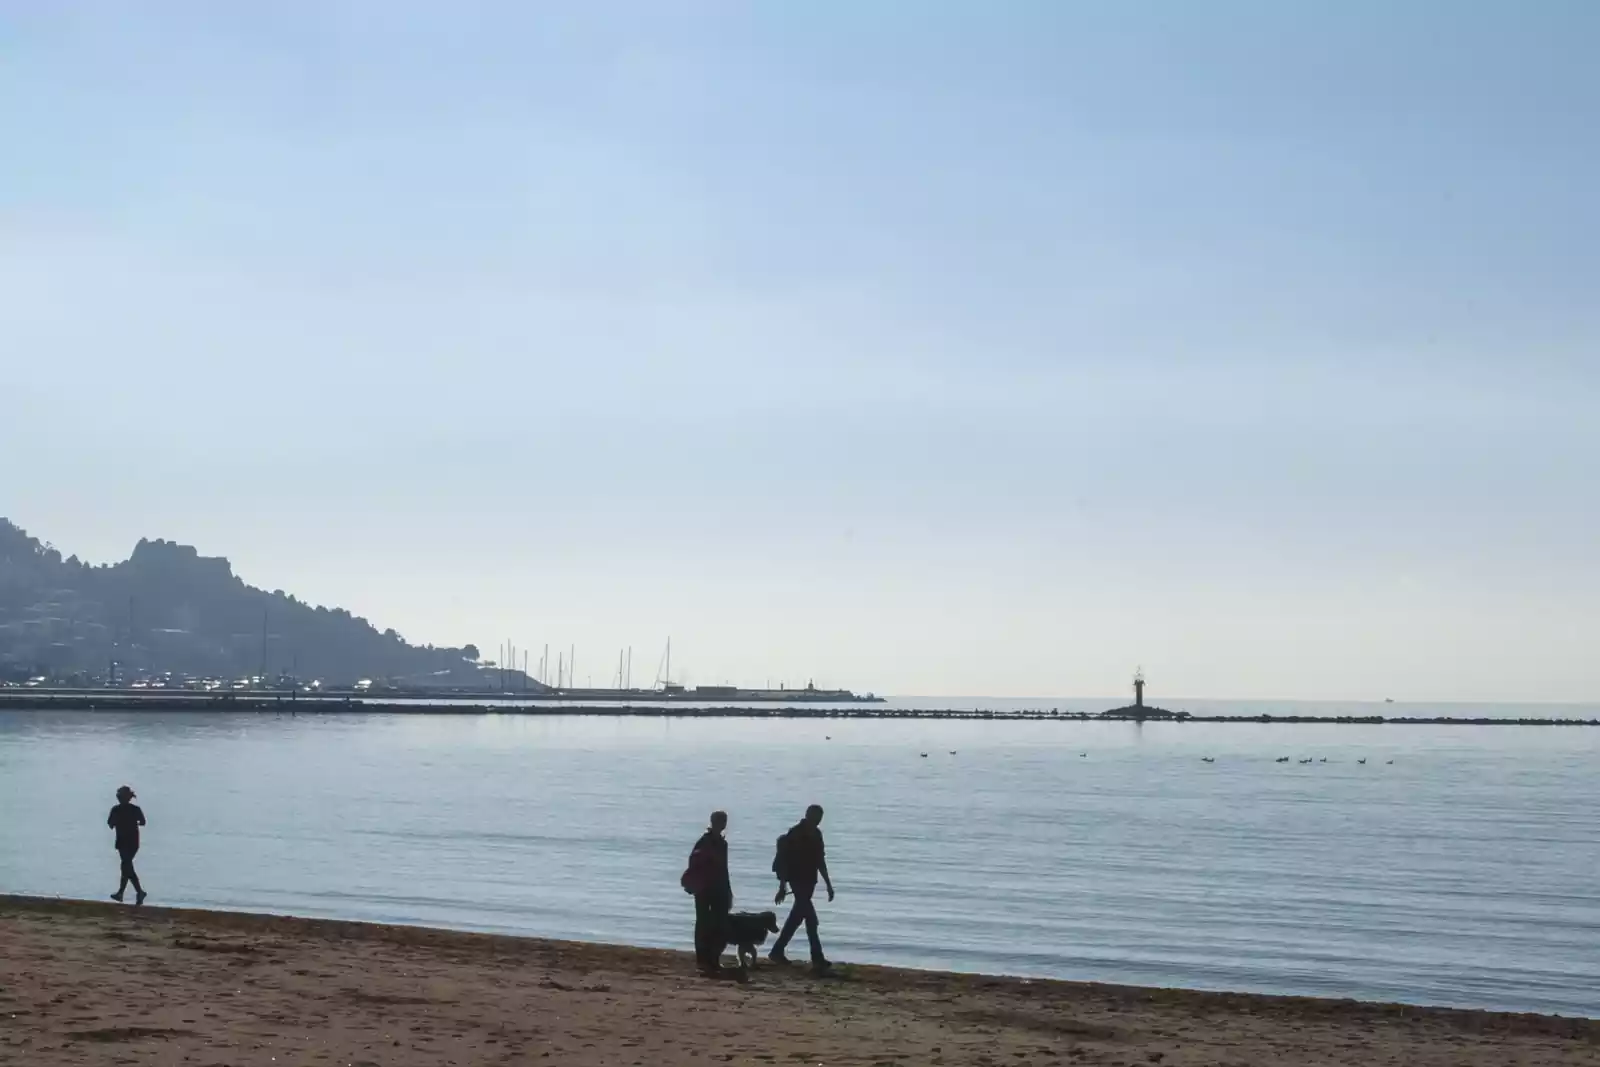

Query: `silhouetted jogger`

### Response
(770, 803, 833, 971)
(683, 810, 732, 974)
(107, 785, 147, 906)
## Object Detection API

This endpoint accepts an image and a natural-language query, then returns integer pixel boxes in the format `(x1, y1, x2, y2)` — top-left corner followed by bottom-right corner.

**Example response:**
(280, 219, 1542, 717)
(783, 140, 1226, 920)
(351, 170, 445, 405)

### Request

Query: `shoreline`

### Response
(3, 896, 1595, 1066)
(2, 694, 1596, 724)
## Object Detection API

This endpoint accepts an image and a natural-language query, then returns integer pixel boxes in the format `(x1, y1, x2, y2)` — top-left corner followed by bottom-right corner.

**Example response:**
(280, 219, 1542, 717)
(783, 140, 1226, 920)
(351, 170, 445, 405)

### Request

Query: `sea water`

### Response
(1, 707, 1596, 1017)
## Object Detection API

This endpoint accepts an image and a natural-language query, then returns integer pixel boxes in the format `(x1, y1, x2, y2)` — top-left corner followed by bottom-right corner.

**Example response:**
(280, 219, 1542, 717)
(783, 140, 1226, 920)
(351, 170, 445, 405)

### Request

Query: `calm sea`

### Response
(2, 704, 1596, 1017)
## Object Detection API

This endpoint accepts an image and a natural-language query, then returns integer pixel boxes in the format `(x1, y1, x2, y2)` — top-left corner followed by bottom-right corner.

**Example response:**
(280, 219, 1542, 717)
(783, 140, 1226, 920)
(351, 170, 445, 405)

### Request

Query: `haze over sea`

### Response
(3, 702, 1597, 1018)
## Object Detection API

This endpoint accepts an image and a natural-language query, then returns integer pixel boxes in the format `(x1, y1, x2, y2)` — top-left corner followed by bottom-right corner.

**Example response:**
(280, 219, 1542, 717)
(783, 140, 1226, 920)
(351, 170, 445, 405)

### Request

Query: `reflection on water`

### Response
(1, 710, 1597, 1017)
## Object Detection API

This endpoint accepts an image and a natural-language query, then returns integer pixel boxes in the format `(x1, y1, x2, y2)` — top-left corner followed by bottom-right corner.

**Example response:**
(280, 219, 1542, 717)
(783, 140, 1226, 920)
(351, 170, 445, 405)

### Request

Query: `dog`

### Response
(722, 910, 780, 972)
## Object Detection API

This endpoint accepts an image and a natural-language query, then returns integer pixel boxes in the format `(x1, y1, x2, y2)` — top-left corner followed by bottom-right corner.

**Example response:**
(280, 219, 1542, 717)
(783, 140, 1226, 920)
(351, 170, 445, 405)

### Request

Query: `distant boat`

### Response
(1385, 698, 1395, 703)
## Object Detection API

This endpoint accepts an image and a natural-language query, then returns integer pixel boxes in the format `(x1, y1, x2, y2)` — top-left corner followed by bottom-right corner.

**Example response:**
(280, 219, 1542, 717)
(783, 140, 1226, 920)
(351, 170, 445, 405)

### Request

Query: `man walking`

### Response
(770, 803, 833, 971)
(684, 810, 732, 975)
(107, 785, 147, 905)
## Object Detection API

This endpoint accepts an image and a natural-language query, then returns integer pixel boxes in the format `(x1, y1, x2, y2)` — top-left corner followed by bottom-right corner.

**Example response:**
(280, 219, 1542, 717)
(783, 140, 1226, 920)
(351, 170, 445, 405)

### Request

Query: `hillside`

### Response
(0, 518, 515, 688)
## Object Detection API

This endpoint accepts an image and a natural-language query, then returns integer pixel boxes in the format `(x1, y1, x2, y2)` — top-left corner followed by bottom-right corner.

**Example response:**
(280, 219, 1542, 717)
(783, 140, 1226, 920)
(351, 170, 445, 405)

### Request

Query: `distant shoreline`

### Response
(0, 692, 1595, 724)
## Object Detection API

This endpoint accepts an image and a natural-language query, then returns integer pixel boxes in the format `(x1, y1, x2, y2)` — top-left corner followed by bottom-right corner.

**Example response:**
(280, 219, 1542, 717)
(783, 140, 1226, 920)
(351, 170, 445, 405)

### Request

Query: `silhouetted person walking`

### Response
(770, 803, 833, 971)
(107, 785, 147, 905)
(683, 810, 732, 975)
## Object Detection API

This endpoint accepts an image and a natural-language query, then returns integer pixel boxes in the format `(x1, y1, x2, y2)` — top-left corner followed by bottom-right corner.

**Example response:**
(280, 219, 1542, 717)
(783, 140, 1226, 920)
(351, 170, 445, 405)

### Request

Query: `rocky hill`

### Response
(0, 518, 514, 688)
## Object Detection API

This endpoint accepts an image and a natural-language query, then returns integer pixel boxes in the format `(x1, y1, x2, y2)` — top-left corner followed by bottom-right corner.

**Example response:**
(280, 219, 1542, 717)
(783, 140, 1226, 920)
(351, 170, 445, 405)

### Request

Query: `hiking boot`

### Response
(135, 891, 147, 907)
(811, 958, 833, 974)
(768, 949, 792, 965)
(110, 892, 124, 903)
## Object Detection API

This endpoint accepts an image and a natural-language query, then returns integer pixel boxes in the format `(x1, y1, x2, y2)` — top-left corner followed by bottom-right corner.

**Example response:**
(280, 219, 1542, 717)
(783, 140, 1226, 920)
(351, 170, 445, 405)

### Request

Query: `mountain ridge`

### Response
(0, 517, 508, 687)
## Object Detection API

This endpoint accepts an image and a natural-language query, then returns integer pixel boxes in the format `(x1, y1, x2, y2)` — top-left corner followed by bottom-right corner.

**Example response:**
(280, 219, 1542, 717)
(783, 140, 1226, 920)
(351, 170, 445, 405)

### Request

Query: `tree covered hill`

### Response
(0, 517, 503, 687)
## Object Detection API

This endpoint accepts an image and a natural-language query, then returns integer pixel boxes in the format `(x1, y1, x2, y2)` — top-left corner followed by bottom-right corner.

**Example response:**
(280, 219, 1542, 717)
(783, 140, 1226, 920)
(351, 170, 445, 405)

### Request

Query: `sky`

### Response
(2, 2, 1597, 701)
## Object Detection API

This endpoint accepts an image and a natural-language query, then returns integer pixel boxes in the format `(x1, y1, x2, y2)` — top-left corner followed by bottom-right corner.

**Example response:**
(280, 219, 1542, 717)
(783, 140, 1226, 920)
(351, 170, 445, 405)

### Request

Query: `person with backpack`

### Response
(682, 810, 732, 974)
(769, 803, 833, 971)
(107, 784, 147, 905)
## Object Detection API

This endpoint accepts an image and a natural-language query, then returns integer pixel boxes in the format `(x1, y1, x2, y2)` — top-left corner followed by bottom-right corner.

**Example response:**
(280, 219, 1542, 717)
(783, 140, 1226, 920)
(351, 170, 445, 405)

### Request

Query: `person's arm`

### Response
(773, 834, 788, 903)
(820, 856, 834, 901)
(137, 808, 146, 827)
(107, 808, 116, 829)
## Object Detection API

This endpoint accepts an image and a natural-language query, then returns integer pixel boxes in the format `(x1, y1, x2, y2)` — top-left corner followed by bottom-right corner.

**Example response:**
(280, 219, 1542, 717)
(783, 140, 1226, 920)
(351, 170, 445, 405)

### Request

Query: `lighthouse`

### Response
(1100, 668, 1186, 720)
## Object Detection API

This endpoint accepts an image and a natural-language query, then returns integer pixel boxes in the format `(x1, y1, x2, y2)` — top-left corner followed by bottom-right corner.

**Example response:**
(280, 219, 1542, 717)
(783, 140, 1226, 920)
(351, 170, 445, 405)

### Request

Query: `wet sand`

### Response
(2, 895, 1594, 1066)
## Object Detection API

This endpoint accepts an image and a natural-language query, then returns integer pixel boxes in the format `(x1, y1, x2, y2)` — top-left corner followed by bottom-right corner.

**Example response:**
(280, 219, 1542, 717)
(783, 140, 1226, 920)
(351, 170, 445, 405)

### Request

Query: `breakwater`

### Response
(0, 692, 1594, 724)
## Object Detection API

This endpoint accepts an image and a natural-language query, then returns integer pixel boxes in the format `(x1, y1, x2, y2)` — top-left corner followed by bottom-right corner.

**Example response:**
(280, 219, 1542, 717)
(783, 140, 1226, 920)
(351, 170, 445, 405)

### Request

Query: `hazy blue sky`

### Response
(3, 3, 1596, 700)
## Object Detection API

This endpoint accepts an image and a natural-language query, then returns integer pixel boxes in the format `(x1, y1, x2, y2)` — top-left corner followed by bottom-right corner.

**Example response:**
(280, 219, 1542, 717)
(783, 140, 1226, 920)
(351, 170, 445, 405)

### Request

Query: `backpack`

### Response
(681, 842, 713, 896)
(771, 828, 794, 882)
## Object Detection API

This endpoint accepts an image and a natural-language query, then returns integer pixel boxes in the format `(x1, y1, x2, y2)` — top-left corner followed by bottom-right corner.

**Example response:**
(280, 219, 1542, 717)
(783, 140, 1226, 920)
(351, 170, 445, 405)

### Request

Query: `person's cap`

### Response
(116, 785, 135, 799)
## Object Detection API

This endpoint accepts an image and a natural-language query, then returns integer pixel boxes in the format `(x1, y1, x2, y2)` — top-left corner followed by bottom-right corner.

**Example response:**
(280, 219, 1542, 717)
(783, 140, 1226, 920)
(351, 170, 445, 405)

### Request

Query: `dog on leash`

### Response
(722, 911, 780, 971)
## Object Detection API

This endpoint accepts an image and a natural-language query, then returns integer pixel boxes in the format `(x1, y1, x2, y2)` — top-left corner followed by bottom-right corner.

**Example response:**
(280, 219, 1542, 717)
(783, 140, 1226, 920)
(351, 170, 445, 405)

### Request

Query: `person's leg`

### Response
(694, 896, 714, 967)
(801, 894, 825, 964)
(696, 894, 729, 970)
(114, 848, 138, 900)
(122, 847, 145, 902)
(772, 882, 815, 957)
(713, 890, 732, 957)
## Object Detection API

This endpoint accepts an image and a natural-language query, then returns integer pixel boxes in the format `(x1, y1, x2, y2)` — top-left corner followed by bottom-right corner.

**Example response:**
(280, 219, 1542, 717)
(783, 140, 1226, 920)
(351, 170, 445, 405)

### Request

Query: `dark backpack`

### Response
(681, 842, 713, 895)
(771, 828, 794, 882)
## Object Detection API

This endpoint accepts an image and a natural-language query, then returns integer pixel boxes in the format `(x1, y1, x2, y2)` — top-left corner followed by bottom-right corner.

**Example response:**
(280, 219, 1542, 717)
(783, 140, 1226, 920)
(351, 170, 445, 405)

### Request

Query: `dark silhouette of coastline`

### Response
(1, 518, 877, 700)
(0, 518, 507, 689)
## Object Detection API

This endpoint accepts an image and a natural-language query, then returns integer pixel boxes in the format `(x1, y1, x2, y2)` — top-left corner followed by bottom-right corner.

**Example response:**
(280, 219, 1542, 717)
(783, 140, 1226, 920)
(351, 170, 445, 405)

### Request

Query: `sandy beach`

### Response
(1, 896, 1594, 1067)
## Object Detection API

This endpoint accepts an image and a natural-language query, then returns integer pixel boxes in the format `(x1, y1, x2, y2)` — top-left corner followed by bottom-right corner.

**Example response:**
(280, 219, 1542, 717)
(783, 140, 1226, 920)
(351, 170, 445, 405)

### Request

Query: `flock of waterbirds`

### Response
(1263, 755, 1393, 764)
(819, 736, 1398, 765)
